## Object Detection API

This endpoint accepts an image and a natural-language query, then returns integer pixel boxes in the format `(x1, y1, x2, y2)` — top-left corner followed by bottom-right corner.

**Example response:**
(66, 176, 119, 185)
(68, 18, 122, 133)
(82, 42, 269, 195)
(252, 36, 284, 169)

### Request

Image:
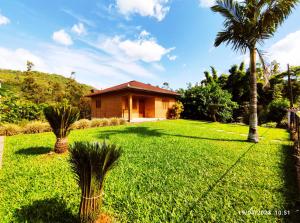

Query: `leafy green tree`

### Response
(181, 83, 237, 122)
(212, 0, 298, 142)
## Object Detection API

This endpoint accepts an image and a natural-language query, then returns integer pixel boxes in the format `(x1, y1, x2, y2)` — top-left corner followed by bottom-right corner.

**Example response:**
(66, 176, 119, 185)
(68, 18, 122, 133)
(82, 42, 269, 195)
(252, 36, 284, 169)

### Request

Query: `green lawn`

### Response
(0, 120, 299, 222)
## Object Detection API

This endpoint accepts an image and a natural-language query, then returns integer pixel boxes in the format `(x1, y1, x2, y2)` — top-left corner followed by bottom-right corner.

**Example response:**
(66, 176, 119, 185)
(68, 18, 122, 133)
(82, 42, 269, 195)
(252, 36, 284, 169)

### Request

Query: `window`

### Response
(162, 99, 169, 109)
(96, 98, 101, 108)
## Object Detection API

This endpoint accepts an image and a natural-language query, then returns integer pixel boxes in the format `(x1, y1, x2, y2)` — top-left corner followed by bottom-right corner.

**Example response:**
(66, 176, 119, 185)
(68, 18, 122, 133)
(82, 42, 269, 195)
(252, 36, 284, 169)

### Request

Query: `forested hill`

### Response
(0, 69, 93, 98)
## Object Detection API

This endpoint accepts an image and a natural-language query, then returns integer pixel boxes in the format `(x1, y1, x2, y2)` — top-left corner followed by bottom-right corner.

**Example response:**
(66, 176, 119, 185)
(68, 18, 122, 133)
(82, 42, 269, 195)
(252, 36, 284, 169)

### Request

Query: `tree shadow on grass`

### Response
(281, 145, 300, 223)
(15, 146, 52, 156)
(15, 198, 78, 223)
(99, 126, 163, 139)
(98, 126, 247, 142)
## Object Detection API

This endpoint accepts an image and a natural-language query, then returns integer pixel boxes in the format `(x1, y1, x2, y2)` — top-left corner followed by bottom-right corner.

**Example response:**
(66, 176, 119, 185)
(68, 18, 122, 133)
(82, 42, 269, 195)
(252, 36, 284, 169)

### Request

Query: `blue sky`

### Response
(0, 0, 300, 89)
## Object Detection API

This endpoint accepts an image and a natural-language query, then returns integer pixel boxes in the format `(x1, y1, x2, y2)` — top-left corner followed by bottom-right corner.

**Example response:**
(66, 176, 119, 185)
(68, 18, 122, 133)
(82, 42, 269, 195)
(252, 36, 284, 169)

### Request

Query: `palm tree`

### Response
(44, 103, 79, 153)
(211, 0, 298, 142)
(69, 141, 121, 223)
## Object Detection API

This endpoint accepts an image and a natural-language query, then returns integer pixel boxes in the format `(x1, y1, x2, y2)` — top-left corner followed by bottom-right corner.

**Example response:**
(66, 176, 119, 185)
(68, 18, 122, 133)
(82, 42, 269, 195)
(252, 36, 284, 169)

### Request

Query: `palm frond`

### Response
(44, 103, 79, 138)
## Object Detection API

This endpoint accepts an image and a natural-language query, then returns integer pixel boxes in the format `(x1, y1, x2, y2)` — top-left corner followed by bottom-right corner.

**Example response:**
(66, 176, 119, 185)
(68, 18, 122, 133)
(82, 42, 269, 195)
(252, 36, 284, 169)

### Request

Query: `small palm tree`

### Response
(69, 141, 121, 223)
(44, 103, 79, 153)
(212, 0, 298, 142)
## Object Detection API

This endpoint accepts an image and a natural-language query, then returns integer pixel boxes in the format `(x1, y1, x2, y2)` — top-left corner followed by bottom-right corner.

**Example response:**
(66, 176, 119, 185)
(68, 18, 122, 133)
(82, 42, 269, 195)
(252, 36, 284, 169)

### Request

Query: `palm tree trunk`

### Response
(248, 48, 259, 143)
(54, 137, 68, 153)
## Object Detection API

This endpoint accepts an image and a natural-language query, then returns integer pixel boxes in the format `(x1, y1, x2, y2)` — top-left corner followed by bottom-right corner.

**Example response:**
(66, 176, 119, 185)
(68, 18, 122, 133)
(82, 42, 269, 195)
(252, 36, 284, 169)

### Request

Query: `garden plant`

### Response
(44, 102, 79, 153)
(69, 141, 121, 223)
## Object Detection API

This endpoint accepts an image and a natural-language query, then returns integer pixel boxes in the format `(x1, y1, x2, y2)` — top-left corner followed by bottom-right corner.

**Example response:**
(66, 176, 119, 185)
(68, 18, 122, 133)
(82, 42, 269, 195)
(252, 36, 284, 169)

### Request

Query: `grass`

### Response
(0, 120, 299, 222)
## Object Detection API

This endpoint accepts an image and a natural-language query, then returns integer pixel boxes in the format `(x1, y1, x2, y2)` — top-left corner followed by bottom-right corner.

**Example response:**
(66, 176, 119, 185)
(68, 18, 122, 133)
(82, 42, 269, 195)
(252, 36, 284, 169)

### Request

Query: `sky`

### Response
(0, 0, 300, 90)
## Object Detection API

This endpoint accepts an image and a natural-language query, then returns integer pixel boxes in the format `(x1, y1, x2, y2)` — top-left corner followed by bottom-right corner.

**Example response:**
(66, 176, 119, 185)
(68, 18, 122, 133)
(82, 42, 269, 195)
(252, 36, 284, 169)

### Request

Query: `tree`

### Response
(44, 103, 79, 153)
(180, 83, 238, 122)
(69, 141, 121, 223)
(211, 0, 298, 142)
(162, 82, 170, 90)
(26, 60, 34, 72)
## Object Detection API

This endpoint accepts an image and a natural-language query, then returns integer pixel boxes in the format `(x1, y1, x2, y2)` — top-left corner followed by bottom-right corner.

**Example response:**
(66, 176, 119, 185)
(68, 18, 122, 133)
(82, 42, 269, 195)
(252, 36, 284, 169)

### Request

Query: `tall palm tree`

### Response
(69, 141, 121, 223)
(211, 0, 298, 142)
(44, 103, 79, 153)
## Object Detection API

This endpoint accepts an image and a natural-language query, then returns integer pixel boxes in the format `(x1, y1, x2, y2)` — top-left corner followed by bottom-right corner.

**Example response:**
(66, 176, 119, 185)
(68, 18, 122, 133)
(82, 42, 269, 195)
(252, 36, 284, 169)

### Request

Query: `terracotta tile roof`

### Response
(86, 80, 179, 97)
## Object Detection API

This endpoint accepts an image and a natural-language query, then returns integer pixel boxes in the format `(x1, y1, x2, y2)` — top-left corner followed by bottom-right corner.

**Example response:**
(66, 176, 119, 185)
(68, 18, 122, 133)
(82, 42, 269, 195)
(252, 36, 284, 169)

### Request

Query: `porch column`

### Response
(128, 94, 132, 122)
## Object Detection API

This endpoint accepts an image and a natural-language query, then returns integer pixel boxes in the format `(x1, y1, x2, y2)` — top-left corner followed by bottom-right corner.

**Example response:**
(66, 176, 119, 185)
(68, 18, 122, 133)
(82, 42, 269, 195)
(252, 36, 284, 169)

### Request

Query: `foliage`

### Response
(167, 101, 184, 119)
(180, 83, 238, 122)
(44, 103, 79, 153)
(0, 91, 46, 123)
(0, 123, 22, 136)
(73, 119, 91, 130)
(0, 69, 92, 120)
(0, 120, 298, 222)
(261, 122, 277, 128)
(23, 121, 51, 134)
(44, 103, 80, 139)
(110, 117, 119, 126)
(267, 99, 289, 124)
(69, 141, 121, 223)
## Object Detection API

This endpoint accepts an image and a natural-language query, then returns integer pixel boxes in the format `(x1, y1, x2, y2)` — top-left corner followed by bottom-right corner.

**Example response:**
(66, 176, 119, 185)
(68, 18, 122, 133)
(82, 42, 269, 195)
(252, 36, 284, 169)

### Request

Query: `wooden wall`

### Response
(91, 92, 176, 119)
(154, 97, 176, 118)
(91, 94, 122, 118)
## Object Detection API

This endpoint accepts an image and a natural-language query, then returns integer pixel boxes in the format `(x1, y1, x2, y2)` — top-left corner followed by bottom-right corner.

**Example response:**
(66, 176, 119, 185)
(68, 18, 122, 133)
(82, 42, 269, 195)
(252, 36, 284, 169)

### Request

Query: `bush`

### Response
(278, 117, 288, 129)
(267, 99, 289, 124)
(167, 101, 184, 119)
(101, 118, 110, 126)
(23, 121, 51, 134)
(119, 118, 127, 125)
(180, 83, 238, 122)
(74, 119, 91, 129)
(0, 124, 22, 136)
(261, 122, 277, 128)
(110, 117, 119, 126)
(91, 119, 104, 128)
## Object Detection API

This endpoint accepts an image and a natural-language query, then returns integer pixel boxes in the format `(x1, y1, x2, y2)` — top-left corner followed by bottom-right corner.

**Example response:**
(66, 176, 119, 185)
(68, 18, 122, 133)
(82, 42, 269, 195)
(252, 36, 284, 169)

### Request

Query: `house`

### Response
(86, 81, 180, 121)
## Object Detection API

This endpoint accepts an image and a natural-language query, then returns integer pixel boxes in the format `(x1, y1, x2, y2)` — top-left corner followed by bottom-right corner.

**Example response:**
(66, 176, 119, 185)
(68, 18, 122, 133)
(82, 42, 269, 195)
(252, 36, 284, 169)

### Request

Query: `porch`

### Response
(121, 94, 155, 121)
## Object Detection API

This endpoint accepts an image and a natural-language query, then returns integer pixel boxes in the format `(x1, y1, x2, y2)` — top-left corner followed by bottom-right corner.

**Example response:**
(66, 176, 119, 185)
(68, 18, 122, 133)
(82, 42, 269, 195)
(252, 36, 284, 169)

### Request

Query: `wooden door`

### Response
(139, 99, 145, 117)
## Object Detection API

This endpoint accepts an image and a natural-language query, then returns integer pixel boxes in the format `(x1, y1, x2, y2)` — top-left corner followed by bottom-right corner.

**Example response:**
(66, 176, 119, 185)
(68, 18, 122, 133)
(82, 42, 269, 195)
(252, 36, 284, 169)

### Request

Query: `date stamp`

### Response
(238, 209, 293, 216)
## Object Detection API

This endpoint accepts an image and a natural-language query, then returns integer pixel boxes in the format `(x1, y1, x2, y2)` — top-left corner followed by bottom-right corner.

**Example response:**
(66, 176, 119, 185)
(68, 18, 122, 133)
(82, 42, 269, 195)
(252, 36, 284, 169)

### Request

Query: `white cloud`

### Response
(0, 44, 158, 88)
(97, 33, 174, 63)
(0, 47, 47, 71)
(71, 23, 87, 35)
(116, 0, 170, 21)
(167, 55, 177, 61)
(0, 13, 10, 25)
(52, 29, 73, 46)
(269, 30, 300, 66)
(199, 0, 215, 7)
(199, 0, 242, 8)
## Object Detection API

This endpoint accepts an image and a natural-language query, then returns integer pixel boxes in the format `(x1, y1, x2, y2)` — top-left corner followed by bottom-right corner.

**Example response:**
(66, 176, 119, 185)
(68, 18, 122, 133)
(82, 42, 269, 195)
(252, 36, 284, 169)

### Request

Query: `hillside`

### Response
(0, 69, 93, 97)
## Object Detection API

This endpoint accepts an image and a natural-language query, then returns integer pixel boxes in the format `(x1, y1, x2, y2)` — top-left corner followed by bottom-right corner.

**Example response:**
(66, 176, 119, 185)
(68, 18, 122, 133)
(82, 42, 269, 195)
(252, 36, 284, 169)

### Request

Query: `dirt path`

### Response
(0, 136, 4, 168)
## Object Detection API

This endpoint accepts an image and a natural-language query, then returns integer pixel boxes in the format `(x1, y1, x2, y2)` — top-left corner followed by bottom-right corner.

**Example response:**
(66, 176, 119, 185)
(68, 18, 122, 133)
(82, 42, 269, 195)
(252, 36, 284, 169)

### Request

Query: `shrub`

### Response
(74, 119, 91, 129)
(69, 141, 121, 223)
(0, 124, 22, 136)
(261, 122, 277, 128)
(267, 99, 289, 124)
(119, 118, 127, 125)
(23, 121, 51, 134)
(167, 101, 184, 119)
(278, 117, 288, 129)
(101, 118, 110, 126)
(91, 119, 104, 128)
(180, 83, 238, 122)
(44, 103, 79, 153)
(110, 117, 119, 126)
